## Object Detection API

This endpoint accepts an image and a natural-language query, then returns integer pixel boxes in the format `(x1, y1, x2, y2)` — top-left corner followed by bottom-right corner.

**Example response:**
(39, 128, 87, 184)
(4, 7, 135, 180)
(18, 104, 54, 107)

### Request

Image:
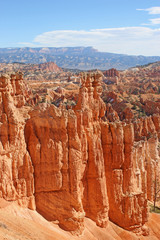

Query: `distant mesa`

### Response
(0, 47, 160, 70)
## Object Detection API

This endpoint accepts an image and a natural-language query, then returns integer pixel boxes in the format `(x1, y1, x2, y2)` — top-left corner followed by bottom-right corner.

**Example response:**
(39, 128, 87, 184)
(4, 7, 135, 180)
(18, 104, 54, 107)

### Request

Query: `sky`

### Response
(0, 0, 160, 56)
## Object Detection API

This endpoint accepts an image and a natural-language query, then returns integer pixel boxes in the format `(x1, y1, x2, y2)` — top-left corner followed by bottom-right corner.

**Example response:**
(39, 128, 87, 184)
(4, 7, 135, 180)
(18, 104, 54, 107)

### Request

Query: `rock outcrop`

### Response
(36, 62, 62, 72)
(0, 73, 35, 209)
(103, 68, 120, 84)
(101, 121, 149, 234)
(25, 72, 109, 234)
(104, 68, 120, 78)
(0, 72, 160, 237)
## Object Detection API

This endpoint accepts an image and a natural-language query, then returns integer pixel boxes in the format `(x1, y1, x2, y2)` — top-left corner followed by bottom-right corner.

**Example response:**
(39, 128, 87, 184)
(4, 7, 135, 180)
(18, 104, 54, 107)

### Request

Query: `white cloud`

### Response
(18, 6, 160, 56)
(33, 30, 114, 46)
(137, 6, 160, 25)
(150, 18, 160, 24)
(20, 27, 160, 56)
(142, 18, 160, 26)
(137, 7, 160, 14)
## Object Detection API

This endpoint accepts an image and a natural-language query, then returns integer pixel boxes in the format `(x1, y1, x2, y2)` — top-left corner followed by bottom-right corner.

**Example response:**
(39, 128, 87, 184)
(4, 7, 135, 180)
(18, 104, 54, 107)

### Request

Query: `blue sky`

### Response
(0, 0, 160, 55)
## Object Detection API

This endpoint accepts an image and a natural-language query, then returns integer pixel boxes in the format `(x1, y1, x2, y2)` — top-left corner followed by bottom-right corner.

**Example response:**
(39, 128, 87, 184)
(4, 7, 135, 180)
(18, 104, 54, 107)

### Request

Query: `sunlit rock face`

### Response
(1, 72, 160, 237)
(25, 72, 109, 234)
(0, 73, 35, 210)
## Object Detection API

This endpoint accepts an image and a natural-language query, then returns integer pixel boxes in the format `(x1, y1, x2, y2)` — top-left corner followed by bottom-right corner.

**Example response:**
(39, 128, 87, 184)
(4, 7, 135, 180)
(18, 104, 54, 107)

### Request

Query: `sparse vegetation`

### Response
(149, 204, 160, 214)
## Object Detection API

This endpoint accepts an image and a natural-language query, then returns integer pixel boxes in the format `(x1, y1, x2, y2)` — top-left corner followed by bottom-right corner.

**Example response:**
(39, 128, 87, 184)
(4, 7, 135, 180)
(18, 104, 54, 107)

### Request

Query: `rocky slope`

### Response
(0, 62, 63, 82)
(0, 71, 160, 238)
(102, 62, 160, 120)
(1, 200, 160, 240)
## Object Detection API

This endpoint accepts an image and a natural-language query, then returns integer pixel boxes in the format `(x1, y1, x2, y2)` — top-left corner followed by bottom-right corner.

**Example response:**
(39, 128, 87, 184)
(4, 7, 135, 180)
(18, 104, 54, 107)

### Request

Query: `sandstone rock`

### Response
(104, 68, 120, 78)
(0, 71, 160, 237)
(105, 103, 119, 122)
(25, 72, 109, 234)
(103, 68, 120, 84)
(101, 121, 148, 233)
(37, 62, 62, 72)
(152, 114, 160, 139)
(24, 72, 160, 235)
(0, 73, 35, 209)
(143, 100, 160, 115)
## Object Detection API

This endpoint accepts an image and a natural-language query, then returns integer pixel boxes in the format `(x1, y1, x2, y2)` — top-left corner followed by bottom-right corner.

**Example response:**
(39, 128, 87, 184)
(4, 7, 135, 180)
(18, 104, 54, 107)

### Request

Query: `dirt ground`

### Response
(0, 199, 160, 240)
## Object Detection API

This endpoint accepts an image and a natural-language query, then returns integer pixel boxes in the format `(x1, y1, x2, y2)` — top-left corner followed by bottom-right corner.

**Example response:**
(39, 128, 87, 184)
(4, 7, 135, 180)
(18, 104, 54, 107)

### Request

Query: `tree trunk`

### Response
(154, 193, 157, 212)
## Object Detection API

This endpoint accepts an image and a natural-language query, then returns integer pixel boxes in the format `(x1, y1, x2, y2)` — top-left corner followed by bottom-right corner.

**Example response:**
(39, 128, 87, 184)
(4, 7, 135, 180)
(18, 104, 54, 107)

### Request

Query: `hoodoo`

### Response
(0, 72, 160, 237)
(0, 73, 35, 209)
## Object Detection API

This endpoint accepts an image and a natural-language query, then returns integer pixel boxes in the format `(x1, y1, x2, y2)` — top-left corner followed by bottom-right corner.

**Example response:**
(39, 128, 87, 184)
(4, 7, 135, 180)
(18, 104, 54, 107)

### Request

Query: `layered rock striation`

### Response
(0, 73, 35, 209)
(0, 72, 160, 236)
(25, 72, 109, 234)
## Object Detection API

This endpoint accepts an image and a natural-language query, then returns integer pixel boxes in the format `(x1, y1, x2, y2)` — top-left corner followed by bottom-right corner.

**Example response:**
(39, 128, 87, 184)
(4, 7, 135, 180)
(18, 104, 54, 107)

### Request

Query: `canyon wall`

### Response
(0, 73, 35, 209)
(0, 72, 160, 236)
(25, 72, 109, 234)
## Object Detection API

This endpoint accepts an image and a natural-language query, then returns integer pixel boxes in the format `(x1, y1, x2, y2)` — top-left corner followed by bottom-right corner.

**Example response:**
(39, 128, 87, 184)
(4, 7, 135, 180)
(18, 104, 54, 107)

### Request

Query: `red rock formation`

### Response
(103, 91, 118, 103)
(25, 71, 160, 236)
(104, 68, 120, 77)
(152, 114, 160, 139)
(142, 100, 160, 115)
(105, 103, 119, 122)
(25, 105, 85, 234)
(1, 71, 160, 238)
(101, 115, 159, 235)
(133, 116, 160, 202)
(74, 73, 109, 228)
(101, 121, 149, 235)
(0, 73, 35, 209)
(37, 62, 62, 72)
(123, 107, 134, 121)
(25, 72, 109, 234)
(103, 68, 120, 84)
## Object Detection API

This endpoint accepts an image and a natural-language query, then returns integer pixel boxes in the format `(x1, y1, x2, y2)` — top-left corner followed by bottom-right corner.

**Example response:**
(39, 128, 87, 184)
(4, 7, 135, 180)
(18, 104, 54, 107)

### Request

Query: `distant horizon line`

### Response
(0, 46, 160, 57)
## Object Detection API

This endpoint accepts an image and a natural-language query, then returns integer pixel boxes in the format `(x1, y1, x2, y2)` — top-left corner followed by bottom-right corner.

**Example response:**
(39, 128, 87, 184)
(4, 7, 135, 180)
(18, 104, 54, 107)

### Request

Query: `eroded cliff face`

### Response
(0, 73, 35, 209)
(101, 122, 148, 234)
(101, 111, 160, 234)
(25, 72, 109, 234)
(0, 72, 160, 237)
